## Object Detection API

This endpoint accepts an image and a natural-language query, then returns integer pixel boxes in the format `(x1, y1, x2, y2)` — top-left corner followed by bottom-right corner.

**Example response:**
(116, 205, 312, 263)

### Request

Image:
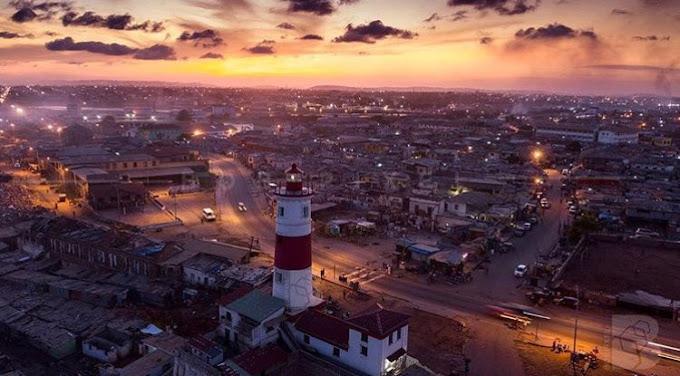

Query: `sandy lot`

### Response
(561, 238, 680, 300)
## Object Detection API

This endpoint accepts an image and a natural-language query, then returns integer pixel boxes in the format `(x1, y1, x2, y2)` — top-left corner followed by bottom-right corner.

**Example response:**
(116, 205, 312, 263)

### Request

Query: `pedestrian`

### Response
(552, 340, 557, 351)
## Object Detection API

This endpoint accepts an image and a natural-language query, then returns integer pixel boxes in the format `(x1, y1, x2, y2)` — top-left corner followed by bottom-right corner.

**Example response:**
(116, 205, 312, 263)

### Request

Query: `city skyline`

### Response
(1, 0, 679, 95)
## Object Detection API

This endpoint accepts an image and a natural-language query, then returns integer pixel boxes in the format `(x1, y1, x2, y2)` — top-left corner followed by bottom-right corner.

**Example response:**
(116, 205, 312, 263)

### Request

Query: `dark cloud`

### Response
(611, 8, 631, 15)
(480, 36, 493, 44)
(285, 0, 335, 15)
(133, 44, 176, 60)
(633, 35, 670, 41)
(333, 20, 417, 44)
(61, 11, 103, 26)
(9, 1, 73, 22)
(0, 31, 31, 39)
(178, 29, 224, 48)
(45, 36, 136, 56)
(514, 23, 597, 41)
(300, 34, 323, 40)
(11, 8, 37, 22)
(424, 13, 442, 22)
(200, 52, 224, 59)
(277, 22, 296, 30)
(60, 11, 164, 32)
(447, 0, 540, 16)
(451, 10, 468, 21)
(244, 40, 275, 54)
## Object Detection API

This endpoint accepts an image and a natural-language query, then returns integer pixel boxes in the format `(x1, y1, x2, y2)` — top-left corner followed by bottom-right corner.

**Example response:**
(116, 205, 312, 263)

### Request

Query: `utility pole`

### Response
(571, 318, 579, 376)
(173, 193, 178, 221)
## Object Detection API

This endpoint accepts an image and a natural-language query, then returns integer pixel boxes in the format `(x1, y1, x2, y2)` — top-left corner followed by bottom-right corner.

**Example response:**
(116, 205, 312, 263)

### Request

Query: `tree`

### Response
(566, 141, 582, 153)
(176, 109, 192, 122)
(568, 213, 601, 243)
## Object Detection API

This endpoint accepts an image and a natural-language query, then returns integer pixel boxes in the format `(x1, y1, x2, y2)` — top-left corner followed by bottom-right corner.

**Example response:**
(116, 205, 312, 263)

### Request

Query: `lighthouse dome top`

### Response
(286, 163, 303, 176)
(275, 163, 313, 196)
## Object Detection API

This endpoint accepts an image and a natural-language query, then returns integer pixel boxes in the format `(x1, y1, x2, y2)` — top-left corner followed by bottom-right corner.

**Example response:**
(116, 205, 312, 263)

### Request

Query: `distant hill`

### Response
(307, 85, 482, 92)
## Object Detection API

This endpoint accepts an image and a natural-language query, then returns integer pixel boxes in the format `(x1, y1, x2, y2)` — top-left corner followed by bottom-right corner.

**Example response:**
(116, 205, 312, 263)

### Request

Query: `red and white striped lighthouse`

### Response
(272, 164, 314, 310)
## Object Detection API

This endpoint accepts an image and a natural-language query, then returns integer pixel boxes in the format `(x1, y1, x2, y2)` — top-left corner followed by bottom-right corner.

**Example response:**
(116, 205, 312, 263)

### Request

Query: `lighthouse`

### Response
(272, 164, 314, 311)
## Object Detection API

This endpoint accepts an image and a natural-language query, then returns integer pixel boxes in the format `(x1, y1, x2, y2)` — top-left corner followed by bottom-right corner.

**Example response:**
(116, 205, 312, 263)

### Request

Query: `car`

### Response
(514, 264, 528, 278)
(519, 222, 532, 231)
(553, 296, 580, 309)
(202, 208, 216, 222)
(527, 217, 539, 225)
(633, 228, 660, 238)
(501, 241, 516, 252)
(568, 205, 578, 215)
(237, 202, 247, 212)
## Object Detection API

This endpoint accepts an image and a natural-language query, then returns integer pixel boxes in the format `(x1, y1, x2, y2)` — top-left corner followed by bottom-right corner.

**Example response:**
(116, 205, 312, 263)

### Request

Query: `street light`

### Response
(532, 149, 543, 162)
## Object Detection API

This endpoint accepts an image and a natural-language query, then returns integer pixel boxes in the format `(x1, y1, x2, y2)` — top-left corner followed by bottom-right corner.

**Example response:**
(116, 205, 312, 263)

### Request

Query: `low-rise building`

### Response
(219, 289, 286, 350)
(291, 305, 409, 376)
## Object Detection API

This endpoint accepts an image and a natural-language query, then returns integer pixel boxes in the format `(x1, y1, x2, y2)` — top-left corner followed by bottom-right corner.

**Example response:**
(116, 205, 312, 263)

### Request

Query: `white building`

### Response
(219, 289, 286, 349)
(291, 305, 410, 376)
(535, 124, 596, 143)
(597, 128, 639, 145)
(82, 328, 133, 363)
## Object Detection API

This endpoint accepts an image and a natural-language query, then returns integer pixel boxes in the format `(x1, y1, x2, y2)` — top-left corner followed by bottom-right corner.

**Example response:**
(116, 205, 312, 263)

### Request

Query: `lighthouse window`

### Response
(303, 206, 309, 218)
(279, 207, 285, 217)
(275, 272, 283, 282)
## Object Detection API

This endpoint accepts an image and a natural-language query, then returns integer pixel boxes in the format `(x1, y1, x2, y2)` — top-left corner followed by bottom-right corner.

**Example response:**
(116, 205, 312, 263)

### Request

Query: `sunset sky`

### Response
(0, 0, 678, 94)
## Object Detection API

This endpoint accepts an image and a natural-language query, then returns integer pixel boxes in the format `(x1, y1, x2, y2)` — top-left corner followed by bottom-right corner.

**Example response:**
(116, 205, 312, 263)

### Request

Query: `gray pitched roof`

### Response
(226, 290, 285, 323)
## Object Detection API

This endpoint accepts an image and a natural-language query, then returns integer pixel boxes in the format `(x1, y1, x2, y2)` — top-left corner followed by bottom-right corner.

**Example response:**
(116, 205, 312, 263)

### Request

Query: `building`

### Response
(186, 336, 224, 366)
(597, 128, 639, 145)
(82, 327, 133, 363)
(272, 164, 316, 311)
(219, 289, 285, 349)
(535, 124, 596, 143)
(291, 305, 410, 376)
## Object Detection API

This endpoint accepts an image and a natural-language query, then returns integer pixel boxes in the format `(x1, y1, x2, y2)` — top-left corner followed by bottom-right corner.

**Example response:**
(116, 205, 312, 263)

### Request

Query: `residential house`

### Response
(219, 289, 285, 349)
(291, 305, 409, 376)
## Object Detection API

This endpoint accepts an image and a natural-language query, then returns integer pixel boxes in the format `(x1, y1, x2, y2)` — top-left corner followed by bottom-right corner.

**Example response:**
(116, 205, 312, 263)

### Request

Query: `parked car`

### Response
(553, 296, 580, 309)
(514, 264, 528, 278)
(202, 208, 216, 222)
(526, 289, 552, 304)
(632, 228, 660, 238)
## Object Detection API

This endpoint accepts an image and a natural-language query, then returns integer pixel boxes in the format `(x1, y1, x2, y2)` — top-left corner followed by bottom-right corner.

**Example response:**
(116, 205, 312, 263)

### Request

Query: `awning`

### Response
(387, 348, 406, 362)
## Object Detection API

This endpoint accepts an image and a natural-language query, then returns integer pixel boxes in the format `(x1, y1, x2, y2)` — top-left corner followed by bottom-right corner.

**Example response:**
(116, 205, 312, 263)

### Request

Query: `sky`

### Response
(0, 0, 679, 95)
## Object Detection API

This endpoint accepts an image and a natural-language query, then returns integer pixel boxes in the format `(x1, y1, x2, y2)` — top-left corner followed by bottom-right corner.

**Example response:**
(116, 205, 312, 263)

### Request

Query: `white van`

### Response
(202, 208, 216, 222)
